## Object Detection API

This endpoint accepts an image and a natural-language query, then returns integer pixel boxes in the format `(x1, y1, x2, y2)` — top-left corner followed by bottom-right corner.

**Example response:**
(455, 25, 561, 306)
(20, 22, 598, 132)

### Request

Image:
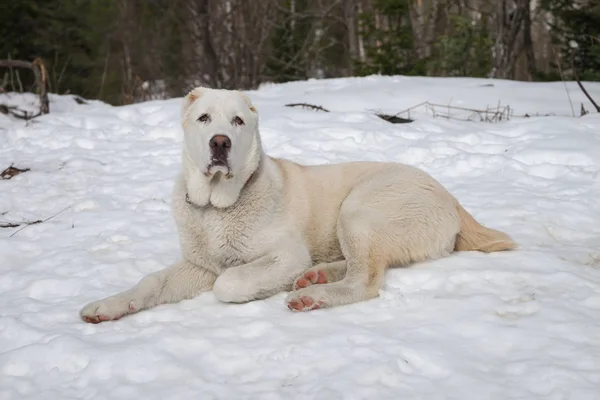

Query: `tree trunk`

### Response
(522, 0, 536, 79)
(186, 0, 222, 89)
(356, 1, 366, 62)
(490, 0, 529, 79)
(344, 0, 359, 72)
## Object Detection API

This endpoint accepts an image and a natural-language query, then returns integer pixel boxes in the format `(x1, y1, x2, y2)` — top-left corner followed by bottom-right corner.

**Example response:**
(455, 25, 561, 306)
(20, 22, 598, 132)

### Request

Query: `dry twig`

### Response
(285, 103, 330, 112)
(8, 205, 72, 238)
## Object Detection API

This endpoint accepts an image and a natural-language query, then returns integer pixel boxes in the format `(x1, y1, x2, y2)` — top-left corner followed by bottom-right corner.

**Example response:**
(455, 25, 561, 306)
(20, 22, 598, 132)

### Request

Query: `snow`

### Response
(1, 75, 600, 399)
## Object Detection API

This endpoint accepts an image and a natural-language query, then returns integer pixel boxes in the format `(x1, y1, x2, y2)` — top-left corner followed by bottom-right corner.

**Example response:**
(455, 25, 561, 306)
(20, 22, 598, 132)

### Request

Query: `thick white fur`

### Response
(80, 87, 516, 323)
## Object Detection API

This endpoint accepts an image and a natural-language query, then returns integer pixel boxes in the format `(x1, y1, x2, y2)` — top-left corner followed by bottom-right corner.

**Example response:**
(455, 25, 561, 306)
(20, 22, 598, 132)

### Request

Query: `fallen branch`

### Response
(0, 222, 20, 228)
(393, 101, 515, 123)
(0, 104, 40, 121)
(285, 103, 330, 112)
(0, 104, 15, 115)
(8, 205, 72, 238)
(3, 219, 42, 231)
(0, 58, 49, 115)
(375, 113, 413, 124)
(73, 95, 88, 105)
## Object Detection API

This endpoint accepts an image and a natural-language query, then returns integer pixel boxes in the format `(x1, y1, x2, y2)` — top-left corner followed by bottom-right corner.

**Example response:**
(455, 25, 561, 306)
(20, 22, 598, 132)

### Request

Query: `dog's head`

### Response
(181, 87, 260, 179)
(180, 87, 262, 208)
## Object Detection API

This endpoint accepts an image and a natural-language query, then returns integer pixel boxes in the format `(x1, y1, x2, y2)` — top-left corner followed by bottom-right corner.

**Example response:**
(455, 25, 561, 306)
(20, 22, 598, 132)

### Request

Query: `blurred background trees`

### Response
(1, 0, 598, 105)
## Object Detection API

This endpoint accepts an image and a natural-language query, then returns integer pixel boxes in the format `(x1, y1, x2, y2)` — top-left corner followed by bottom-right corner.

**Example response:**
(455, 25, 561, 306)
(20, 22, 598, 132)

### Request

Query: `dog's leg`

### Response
(80, 260, 216, 323)
(286, 250, 388, 311)
(212, 243, 311, 303)
(293, 261, 347, 290)
(286, 202, 393, 312)
(286, 185, 457, 311)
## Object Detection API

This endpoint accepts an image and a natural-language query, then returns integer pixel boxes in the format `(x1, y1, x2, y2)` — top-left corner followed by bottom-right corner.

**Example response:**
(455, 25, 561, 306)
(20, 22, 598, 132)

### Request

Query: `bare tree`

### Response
(185, 0, 222, 89)
(489, 0, 531, 79)
(344, 0, 360, 71)
(522, 0, 536, 79)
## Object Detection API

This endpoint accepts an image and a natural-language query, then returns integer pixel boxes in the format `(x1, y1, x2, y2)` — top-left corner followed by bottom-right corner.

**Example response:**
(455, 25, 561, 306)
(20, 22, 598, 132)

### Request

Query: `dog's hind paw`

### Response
(286, 295, 324, 312)
(293, 270, 328, 291)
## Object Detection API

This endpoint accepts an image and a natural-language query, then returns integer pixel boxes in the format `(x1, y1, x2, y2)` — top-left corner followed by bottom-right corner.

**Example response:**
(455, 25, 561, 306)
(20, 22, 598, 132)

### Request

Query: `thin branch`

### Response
(15, 69, 23, 93)
(56, 55, 71, 93)
(572, 55, 600, 113)
(550, 46, 575, 117)
(0, 222, 21, 228)
(575, 78, 600, 113)
(285, 102, 330, 112)
(98, 44, 111, 100)
(9, 205, 72, 238)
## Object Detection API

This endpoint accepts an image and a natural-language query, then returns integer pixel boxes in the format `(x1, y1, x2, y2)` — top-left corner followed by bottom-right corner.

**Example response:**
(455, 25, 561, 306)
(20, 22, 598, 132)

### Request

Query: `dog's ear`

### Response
(238, 92, 257, 114)
(181, 87, 205, 121)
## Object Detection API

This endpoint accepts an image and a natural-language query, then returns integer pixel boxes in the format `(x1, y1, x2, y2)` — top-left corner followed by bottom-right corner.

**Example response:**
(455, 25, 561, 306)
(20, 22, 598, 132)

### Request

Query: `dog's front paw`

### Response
(293, 269, 328, 290)
(80, 296, 137, 324)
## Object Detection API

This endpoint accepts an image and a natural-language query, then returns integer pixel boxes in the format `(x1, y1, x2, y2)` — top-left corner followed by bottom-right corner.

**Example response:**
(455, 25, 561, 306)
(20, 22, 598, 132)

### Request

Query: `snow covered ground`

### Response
(1, 76, 600, 399)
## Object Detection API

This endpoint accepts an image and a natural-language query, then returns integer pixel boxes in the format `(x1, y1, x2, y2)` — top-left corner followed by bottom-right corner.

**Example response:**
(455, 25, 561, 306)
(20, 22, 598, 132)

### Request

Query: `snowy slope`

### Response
(1, 76, 600, 399)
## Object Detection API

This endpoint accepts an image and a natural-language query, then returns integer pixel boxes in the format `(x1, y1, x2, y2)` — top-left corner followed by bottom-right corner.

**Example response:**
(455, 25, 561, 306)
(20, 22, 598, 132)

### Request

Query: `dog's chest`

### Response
(191, 208, 257, 268)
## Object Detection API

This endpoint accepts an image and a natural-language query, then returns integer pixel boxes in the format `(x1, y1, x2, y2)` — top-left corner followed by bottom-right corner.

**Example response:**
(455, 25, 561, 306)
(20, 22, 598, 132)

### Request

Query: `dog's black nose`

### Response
(209, 135, 231, 164)
(209, 135, 231, 151)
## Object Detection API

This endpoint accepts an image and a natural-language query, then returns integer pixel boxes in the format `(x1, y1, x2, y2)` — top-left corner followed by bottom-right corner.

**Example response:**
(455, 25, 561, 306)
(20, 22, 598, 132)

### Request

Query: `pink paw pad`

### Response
(294, 270, 328, 290)
(287, 296, 324, 312)
(82, 314, 111, 324)
(81, 313, 125, 324)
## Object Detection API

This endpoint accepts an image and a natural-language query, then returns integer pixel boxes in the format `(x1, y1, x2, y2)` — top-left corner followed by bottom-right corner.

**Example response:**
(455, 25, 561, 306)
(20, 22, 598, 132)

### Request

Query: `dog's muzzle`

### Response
(209, 134, 231, 164)
(206, 134, 232, 176)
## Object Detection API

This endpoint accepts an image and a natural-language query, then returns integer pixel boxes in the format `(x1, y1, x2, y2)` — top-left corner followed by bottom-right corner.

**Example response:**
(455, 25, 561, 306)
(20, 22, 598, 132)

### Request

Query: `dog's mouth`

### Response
(205, 160, 232, 179)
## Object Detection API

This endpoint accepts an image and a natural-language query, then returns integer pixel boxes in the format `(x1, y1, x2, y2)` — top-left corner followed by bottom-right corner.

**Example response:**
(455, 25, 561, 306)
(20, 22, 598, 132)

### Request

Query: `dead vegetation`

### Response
(287, 100, 553, 124)
(375, 113, 413, 124)
(0, 164, 72, 236)
(0, 58, 49, 117)
(286, 89, 600, 124)
(1, 205, 72, 237)
(393, 101, 517, 123)
(0, 104, 41, 121)
(1, 165, 30, 180)
(285, 103, 330, 112)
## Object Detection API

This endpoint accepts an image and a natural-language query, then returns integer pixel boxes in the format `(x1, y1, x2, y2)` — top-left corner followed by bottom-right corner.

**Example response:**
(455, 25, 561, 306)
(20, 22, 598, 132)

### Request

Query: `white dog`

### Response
(80, 87, 516, 323)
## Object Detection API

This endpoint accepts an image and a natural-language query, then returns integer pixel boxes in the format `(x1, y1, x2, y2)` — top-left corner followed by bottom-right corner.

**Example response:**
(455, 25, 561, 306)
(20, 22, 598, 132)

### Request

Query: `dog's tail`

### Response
(454, 201, 517, 253)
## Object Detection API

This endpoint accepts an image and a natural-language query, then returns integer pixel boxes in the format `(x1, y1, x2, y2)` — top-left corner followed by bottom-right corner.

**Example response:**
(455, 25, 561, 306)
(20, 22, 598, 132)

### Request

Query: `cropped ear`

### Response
(238, 91, 257, 114)
(181, 87, 205, 121)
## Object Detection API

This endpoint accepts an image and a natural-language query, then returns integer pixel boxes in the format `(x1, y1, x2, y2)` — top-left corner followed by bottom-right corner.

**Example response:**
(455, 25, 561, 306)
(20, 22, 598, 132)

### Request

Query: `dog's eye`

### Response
(198, 114, 209, 122)
(233, 116, 244, 126)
